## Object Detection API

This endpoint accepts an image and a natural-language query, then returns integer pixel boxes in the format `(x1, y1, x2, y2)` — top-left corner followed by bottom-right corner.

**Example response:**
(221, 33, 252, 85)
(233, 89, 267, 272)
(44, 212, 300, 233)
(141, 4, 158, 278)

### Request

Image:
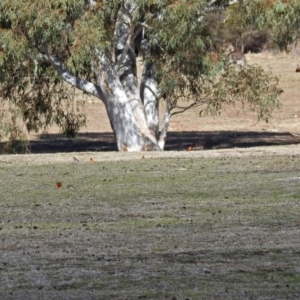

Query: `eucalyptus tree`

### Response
(0, 0, 282, 152)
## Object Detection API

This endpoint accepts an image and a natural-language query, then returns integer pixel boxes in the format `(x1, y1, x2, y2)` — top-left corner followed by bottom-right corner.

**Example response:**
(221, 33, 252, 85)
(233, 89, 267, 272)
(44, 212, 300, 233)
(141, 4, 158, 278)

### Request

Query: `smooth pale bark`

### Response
(110, 0, 161, 151)
(91, 49, 160, 151)
(158, 97, 172, 150)
(140, 64, 160, 139)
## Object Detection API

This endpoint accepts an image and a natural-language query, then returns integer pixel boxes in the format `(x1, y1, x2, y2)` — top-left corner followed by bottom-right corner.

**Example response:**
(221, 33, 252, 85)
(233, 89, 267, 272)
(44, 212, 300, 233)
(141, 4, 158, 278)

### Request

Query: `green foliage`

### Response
(201, 65, 283, 122)
(141, 1, 282, 121)
(164, 61, 282, 122)
(0, 106, 29, 153)
(245, 0, 300, 51)
(144, 0, 219, 102)
(0, 0, 92, 143)
(148, 1, 211, 75)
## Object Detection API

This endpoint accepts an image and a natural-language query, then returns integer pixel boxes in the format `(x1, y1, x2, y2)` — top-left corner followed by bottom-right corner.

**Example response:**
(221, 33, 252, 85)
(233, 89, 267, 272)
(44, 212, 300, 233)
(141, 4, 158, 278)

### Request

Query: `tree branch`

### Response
(171, 101, 205, 116)
(41, 49, 105, 101)
(115, 1, 139, 71)
(115, 22, 136, 71)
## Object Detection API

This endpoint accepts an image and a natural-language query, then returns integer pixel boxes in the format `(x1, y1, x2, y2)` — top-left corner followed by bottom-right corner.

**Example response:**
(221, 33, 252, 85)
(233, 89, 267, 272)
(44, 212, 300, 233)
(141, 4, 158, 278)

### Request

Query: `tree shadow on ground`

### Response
(165, 131, 300, 151)
(3, 131, 299, 154)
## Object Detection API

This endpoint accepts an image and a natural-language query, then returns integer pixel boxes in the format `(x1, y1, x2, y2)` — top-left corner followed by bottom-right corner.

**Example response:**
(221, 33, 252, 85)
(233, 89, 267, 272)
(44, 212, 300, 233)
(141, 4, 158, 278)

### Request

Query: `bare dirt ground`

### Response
(8, 51, 299, 156)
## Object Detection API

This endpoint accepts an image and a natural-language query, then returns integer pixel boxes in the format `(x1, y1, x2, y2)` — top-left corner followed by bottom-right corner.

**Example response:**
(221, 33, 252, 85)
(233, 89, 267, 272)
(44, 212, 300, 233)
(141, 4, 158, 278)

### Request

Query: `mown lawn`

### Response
(1, 153, 300, 299)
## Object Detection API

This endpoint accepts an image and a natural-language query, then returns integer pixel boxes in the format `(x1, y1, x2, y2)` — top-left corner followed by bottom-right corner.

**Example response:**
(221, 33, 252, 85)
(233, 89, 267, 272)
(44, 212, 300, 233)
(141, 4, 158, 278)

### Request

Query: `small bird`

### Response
(73, 157, 80, 163)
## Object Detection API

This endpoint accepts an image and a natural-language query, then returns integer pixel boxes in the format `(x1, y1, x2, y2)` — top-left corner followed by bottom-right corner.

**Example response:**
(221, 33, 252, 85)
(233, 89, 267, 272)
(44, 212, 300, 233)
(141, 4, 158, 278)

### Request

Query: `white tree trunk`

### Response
(140, 56, 160, 140)
(105, 94, 155, 152)
(92, 52, 160, 152)
(106, 0, 161, 151)
(158, 97, 172, 150)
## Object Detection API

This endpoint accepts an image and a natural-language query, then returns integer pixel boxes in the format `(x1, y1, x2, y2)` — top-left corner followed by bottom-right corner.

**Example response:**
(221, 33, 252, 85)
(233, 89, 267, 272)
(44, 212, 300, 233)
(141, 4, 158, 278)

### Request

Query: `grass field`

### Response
(1, 149, 300, 299)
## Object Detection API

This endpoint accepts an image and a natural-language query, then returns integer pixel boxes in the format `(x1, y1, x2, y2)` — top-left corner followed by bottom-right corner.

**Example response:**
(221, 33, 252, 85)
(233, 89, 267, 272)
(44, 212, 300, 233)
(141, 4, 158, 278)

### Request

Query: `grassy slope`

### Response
(1, 154, 300, 299)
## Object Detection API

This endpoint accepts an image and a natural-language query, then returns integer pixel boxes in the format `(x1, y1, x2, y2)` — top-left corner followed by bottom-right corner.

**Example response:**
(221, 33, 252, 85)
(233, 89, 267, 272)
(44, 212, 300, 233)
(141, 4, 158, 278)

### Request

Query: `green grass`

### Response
(1, 154, 300, 299)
